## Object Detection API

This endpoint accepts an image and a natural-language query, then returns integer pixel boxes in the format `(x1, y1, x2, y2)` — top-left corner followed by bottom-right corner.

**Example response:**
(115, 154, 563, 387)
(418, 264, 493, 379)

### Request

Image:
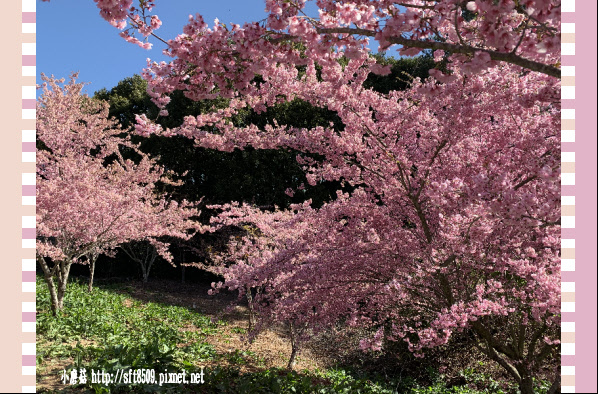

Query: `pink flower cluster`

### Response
(36, 74, 201, 266)
(44, 0, 562, 381)
(191, 64, 560, 364)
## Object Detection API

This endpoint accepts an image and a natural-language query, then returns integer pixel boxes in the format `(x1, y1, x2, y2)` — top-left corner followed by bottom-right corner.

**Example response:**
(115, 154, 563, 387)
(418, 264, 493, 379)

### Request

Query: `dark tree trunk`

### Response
(246, 287, 257, 331)
(140, 262, 148, 283)
(139, 244, 157, 283)
(519, 375, 534, 394)
(121, 242, 157, 283)
(38, 256, 60, 316)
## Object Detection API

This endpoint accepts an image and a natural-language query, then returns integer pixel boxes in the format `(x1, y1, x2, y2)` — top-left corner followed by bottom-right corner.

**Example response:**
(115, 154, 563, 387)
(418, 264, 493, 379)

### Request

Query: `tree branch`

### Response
(475, 340, 522, 383)
(314, 27, 560, 79)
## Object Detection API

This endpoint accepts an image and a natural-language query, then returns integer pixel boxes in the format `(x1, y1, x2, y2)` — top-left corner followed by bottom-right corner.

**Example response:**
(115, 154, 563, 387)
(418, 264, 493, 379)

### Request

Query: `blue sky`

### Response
(37, 1, 390, 96)
(38, 0, 315, 95)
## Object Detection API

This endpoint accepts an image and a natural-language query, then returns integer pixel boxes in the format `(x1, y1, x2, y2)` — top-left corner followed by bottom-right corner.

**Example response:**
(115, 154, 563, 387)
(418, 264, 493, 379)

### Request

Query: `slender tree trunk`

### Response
(138, 244, 157, 283)
(181, 251, 185, 284)
(38, 256, 60, 316)
(245, 286, 257, 331)
(88, 254, 98, 292)
(245, 286, 260, 331)
(287, 321, 299, 370)
(48, 280, 60, 315)
(121, 242, 157, 284)
(56, 261, 72, 311)
(140, 262, 148, 283)
(141, 250, 157, 283)
(88, 260, 95, 292)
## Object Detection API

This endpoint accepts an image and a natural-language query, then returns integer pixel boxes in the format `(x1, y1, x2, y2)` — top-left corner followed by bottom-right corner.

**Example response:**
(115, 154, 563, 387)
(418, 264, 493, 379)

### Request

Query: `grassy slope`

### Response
(36, 277, 548, 393)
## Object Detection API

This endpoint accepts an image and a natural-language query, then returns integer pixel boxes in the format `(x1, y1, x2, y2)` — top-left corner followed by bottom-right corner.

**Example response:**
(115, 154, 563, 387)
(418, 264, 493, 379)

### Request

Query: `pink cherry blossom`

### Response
(37, 74, 201, 314)
(42, 2, 562, 390)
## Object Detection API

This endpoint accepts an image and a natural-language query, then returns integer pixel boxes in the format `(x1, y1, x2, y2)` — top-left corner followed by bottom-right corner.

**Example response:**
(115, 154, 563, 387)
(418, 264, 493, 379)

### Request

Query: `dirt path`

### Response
(108, 279, 326, 372)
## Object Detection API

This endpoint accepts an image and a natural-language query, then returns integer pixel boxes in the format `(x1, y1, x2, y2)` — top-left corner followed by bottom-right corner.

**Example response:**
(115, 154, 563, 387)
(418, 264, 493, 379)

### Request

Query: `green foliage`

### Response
(230, 327, 247, 334)
(364, 53, 437, 94)
(37, 277, 544, 393)
(36, 276, 218, 392)
(201, 367, 400, 393)
(199, 366, 542, 394)
(94, 75, 158, 130)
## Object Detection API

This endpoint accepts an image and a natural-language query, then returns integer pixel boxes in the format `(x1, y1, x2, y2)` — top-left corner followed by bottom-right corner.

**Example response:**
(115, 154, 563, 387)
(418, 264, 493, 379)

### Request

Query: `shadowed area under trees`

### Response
(88, 54, 437, 281)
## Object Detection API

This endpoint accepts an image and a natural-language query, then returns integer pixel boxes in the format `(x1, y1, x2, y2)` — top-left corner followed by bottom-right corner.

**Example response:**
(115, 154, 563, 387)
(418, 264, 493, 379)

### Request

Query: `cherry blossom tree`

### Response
(36, 74, 201, 312)
(57, 0, 560, 78)
(204, 203, 312, 369)
(61, 0, 560, 112)
(42, 1, 561, 391)
(198, 64, 560, 391)
(119, 239, 160, 283)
